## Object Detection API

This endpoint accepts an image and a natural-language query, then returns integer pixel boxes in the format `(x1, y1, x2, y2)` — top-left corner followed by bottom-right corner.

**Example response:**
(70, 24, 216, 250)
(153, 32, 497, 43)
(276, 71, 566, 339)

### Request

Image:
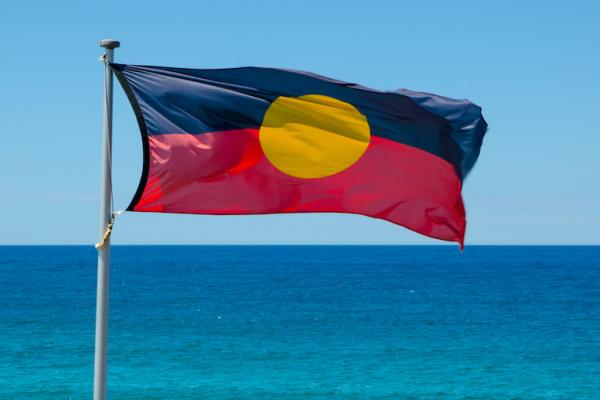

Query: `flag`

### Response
(112, 64, 487, 247)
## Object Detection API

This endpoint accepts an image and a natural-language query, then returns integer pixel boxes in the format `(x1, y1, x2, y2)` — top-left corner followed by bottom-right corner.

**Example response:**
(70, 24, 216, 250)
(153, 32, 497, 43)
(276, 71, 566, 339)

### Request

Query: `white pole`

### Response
(94, 39, 119, 400)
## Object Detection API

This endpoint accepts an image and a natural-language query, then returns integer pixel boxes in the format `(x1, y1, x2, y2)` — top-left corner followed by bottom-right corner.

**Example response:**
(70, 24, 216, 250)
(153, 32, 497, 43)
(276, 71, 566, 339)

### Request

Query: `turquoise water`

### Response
(1, 246, 599, 399)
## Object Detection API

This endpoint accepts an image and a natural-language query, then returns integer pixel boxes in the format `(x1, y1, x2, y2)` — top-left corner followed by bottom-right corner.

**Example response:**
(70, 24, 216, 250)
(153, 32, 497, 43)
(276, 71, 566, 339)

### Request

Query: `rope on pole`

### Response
(95, 210, 124, 250)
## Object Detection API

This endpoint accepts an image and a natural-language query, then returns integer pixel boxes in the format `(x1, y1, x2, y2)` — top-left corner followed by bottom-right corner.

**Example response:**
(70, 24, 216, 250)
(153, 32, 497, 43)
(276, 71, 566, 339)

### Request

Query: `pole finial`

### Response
(100, 39, 120, 49)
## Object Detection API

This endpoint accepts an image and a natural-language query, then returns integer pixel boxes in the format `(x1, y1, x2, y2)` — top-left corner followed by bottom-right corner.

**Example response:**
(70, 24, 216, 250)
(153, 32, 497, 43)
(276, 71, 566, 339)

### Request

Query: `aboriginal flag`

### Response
(112, 64, 487, 247)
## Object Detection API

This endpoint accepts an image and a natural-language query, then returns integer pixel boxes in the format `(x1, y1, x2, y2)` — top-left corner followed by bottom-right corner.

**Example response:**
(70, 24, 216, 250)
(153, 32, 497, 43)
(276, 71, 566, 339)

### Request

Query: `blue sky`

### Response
(1, 1, 598, 245)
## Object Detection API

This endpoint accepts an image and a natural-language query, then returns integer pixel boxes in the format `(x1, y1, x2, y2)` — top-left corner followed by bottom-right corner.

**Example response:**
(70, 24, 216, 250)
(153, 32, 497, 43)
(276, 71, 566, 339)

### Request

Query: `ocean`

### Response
(1, 245, 599, 399)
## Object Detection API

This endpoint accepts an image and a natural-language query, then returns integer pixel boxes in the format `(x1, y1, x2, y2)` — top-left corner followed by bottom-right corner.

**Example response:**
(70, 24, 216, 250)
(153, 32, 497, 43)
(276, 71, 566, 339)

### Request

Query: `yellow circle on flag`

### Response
(259, 94, 371, 179)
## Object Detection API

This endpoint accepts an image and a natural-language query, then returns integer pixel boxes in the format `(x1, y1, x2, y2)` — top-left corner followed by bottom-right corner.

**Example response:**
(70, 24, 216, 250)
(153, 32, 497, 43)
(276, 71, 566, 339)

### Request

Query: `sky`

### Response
(1, 1, 598, 245)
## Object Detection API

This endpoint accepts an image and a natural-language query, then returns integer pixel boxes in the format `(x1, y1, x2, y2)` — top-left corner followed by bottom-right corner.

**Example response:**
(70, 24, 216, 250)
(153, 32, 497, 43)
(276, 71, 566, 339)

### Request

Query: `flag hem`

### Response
(111, 64, 150, 211)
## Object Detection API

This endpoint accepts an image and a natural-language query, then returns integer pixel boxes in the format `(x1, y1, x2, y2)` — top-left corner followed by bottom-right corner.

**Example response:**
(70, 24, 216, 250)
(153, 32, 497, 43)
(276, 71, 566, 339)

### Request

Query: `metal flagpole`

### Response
(94, 38, 120, 400)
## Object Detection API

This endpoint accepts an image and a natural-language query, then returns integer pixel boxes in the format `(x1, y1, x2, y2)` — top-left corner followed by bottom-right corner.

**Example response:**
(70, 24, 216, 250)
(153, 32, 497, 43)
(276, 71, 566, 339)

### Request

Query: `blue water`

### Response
(1, 246, 599, 399)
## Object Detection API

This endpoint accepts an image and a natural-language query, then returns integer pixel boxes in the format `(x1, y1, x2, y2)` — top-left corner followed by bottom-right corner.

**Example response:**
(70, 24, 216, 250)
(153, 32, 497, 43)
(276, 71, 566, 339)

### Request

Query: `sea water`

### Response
(1, 246, 599, 399)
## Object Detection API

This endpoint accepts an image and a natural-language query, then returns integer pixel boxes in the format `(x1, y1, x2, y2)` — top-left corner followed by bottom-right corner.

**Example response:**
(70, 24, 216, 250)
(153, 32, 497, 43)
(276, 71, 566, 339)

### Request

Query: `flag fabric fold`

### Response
(112, 64, 487, 246)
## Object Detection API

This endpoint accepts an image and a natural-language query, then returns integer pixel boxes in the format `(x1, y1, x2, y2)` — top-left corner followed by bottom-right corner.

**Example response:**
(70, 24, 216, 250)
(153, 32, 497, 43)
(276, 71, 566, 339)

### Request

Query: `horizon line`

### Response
(1, 243, 599, 247)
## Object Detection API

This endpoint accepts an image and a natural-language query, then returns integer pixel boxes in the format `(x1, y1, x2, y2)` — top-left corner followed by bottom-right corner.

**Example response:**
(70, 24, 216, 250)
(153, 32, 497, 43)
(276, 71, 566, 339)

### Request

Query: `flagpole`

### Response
(94, 38, 119, 400)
